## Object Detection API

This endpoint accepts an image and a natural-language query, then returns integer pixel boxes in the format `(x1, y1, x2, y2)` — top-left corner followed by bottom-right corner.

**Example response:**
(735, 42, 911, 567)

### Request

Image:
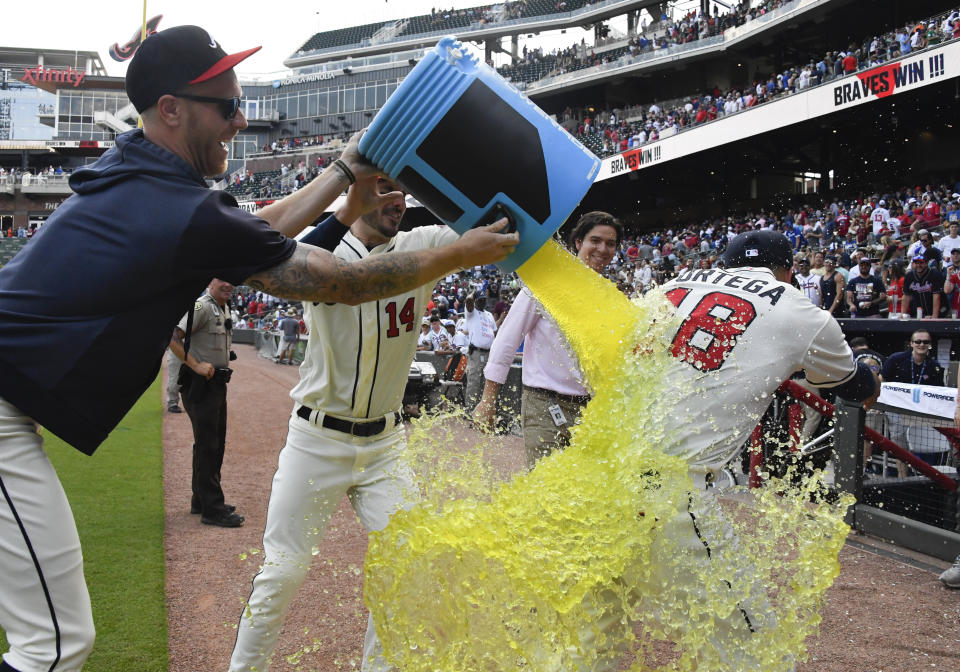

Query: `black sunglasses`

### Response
(912, 339, 931, 344)
(174, 93, 241, 120)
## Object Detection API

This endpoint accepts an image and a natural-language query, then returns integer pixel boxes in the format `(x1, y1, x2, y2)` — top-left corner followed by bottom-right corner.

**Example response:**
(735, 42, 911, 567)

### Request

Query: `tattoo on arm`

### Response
(247, 246, 313, 296)
(246, 244, 429, 305)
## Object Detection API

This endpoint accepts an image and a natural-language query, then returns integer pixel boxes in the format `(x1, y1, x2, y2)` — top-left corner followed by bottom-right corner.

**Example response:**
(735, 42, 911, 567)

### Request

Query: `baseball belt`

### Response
(296, 405, 400, 437)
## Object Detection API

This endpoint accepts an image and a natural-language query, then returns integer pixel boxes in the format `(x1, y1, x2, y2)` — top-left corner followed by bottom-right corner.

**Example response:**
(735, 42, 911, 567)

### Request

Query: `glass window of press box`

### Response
(250, 78, 401, 124)
(0, 86, 56, 140)
(56, 89, 130, 141)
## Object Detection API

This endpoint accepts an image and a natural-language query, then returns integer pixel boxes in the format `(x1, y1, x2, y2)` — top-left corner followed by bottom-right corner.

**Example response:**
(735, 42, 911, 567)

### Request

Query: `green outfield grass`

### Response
(0, 378, 168, 671)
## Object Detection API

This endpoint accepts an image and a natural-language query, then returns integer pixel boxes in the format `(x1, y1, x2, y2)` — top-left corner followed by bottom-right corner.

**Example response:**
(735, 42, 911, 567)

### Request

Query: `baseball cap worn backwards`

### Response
(125, 25, 261, 113)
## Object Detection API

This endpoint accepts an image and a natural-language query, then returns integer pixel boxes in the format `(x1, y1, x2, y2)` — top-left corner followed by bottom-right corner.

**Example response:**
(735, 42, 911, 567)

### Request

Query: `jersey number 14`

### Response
(384, 297, 416, 337)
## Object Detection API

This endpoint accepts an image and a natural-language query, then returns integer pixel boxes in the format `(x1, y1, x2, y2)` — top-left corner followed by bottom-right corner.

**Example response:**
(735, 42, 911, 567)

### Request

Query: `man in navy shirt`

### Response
(903, 255, 945, 318)
(845, 257, 887, 317)
(0, 26, 517, 672)
(881, 329, 945, 386)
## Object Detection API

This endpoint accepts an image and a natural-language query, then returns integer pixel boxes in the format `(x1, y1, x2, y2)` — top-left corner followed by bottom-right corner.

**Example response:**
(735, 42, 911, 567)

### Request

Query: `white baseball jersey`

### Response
(463, 307, 497, 348)
(660, 266, 857, 471)
(937, 234, 960, 256)
(795, 271, 822, 306)
(870, 207, 890, 235)
(291, 225, 457, 418)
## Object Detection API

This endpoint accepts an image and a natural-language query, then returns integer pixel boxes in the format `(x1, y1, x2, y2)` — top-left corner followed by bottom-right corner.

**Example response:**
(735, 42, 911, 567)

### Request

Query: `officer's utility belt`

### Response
(178, 365, 233, 387)
(468, 345, 490, 354)
(296, 405, 400, 437)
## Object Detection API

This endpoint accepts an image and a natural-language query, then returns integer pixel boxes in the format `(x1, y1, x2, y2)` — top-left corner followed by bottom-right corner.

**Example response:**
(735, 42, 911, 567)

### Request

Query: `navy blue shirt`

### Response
(882, 351, 945, 386)
(846, 275, 885, 317)
(0, 130, 296, 454)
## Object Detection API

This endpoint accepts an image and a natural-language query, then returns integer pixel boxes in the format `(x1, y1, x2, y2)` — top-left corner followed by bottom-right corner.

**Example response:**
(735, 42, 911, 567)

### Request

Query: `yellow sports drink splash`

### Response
(365, 241, 850, 671)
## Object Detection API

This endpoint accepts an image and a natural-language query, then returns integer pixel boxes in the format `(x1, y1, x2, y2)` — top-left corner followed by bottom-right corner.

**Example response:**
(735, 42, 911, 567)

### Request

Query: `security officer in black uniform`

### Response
(169, 278, 243, 527)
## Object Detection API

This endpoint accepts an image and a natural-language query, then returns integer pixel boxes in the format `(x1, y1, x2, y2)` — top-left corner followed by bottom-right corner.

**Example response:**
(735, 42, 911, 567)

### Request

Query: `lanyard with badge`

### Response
(548, 404, 568, 427)
(911, 359, 927, 384)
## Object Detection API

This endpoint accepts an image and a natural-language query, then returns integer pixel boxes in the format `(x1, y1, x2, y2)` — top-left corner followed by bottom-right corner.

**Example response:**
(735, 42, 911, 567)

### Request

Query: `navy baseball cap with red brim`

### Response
(126, 25, 260, 113)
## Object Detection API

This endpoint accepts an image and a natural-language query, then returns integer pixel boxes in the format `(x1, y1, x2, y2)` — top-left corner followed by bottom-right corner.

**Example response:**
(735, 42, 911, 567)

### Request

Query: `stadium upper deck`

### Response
(224, 0, 960, 231)
(286, 0, 653, 66)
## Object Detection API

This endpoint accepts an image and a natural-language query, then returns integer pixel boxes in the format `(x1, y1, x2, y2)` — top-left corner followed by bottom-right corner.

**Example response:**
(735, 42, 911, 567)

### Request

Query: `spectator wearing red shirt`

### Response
(943, 248, 960, 315)
(842, 51, 858, 73)
(921, 196, 941, 226)
(852, 216, 869, 245)
(836, 210, 850, 237)
(885, 261, 907, 315)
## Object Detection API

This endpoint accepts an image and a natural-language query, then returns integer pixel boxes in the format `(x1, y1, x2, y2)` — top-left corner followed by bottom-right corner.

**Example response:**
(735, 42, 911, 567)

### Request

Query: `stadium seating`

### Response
(0, 237, 29, 268)
(296, 21, 384, 53)
(296, 0, 595, 55)
(521, 0, 589, 19)
(397, 7, 479, 38)
(225, 169, 282, 200)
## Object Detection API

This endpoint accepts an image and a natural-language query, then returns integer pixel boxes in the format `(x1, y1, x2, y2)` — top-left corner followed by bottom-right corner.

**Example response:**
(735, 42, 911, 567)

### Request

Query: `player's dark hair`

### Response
(849, 336, 870, 349)
(568, 211, 623, 248)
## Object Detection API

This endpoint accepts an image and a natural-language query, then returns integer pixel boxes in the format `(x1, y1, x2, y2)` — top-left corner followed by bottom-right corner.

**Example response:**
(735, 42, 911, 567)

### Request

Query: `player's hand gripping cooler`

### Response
(358, 36, 600, 273)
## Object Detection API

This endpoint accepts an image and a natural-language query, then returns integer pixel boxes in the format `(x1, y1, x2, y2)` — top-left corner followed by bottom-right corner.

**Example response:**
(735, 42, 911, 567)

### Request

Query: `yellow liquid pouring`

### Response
(365, 241, 850, 671)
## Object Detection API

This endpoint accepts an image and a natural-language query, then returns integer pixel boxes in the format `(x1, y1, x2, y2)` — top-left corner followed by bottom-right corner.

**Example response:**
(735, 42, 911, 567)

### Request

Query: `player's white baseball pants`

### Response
(0, 396, 95, 672)
(567, 485, 790, 672)
(229, 409, 414, 672)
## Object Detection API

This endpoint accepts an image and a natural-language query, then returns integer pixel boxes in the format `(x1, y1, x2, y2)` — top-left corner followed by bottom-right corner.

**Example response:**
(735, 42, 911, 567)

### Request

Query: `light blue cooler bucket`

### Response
(358, 36, 600, 273)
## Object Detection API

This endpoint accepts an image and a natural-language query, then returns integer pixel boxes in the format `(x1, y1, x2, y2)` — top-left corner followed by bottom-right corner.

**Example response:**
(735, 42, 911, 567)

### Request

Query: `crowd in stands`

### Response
(3, 226, 38, 239)
(588, 180, 960, 322)
(423, 5, 499, 31)
(222, 178, 960, 333)
(224, 156, 329, 201)
(544, 6, 960, 157)
(263, 135, 328, 155)
(498, 0, 795, 85)
(0, 165, 70, 185)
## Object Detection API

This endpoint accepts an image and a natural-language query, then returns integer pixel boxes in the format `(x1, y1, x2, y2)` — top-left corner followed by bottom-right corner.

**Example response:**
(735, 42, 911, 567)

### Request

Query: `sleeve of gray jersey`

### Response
(802, 315, 857, 389)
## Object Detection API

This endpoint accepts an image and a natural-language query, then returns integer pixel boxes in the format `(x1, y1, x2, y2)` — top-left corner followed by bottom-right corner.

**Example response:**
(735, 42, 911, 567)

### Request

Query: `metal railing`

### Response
(768, 381, 960, 562)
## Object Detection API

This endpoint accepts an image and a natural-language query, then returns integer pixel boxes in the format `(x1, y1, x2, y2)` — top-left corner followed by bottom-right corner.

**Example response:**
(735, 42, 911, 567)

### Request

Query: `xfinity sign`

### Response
(21, 65, 86, 88)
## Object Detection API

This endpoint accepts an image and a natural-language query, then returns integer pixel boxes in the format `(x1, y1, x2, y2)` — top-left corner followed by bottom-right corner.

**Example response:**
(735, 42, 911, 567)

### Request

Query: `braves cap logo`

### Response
(202, 29, 218, 49)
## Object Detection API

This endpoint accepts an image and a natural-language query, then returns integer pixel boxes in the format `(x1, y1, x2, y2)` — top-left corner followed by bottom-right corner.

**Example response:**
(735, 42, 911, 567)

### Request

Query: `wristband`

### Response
(333, 159, 356, 185)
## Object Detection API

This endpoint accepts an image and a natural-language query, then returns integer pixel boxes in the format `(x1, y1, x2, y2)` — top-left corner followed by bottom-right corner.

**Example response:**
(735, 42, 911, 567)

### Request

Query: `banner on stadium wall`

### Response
(596, 39, 960, 182)
(878, 382, 957, 420)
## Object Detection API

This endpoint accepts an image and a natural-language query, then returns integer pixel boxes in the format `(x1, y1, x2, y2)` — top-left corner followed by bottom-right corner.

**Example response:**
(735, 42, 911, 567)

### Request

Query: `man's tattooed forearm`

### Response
(335, 254, 423, 304)
(245, 247, 315, 299)
(244, 246, 427, 304)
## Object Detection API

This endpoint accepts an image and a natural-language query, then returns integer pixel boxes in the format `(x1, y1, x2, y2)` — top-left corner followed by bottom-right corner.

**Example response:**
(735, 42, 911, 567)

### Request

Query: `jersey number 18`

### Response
(666, 288, 757, 372)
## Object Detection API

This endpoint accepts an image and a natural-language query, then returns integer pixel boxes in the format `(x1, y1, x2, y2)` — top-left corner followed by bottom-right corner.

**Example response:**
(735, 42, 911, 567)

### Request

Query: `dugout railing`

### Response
(766, 381, 960, 563)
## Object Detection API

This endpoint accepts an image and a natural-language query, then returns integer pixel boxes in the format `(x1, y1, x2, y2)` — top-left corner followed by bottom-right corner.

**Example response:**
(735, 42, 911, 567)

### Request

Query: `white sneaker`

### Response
(939, 554, 960, 589)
